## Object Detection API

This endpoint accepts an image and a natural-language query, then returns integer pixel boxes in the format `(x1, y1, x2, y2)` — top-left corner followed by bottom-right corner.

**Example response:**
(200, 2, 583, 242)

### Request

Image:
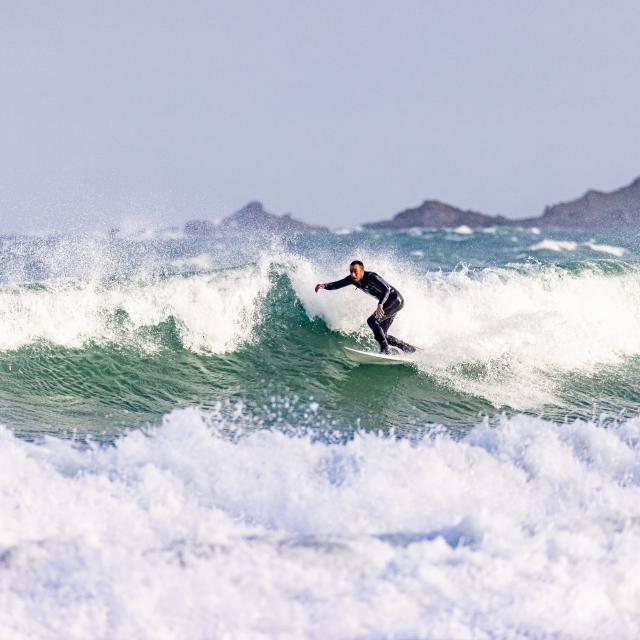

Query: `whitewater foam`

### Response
(1, 407, 639, 639)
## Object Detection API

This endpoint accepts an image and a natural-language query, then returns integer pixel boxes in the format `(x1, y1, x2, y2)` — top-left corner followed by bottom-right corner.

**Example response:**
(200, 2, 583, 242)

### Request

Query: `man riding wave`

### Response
(315, 260, 416, 355)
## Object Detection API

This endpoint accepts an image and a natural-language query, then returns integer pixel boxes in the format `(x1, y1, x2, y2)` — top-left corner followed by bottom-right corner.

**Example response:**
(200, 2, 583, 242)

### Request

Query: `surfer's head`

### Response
(349, 260, 365, 282)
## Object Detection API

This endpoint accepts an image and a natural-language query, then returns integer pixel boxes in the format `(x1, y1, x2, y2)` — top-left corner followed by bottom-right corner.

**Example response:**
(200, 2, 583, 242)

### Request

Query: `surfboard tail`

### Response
(343, 346, 413, 366)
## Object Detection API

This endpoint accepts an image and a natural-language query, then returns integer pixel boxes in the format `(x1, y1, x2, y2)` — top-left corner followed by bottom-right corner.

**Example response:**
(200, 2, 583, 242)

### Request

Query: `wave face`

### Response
(2, 408, 640, 639)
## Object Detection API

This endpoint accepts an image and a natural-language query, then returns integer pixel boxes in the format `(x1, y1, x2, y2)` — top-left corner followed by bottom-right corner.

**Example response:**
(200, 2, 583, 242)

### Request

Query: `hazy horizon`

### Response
(2, 1, 640, 234)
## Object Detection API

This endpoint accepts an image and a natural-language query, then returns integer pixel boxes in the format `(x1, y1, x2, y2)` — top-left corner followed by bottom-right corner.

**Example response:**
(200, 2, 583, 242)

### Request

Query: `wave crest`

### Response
(0, 260, 271, 353)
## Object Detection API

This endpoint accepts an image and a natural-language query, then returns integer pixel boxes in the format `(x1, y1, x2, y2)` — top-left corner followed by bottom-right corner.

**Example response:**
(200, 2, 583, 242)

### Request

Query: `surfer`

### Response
(315, 261, 416, 355)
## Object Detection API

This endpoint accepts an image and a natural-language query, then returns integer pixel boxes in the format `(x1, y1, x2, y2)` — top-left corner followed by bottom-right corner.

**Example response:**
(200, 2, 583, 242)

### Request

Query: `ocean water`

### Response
(2, 226, 640, 638)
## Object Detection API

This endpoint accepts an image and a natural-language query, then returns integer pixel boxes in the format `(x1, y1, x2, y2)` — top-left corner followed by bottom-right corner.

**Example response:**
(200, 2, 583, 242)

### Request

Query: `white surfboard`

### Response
(343, 346, 413, 366)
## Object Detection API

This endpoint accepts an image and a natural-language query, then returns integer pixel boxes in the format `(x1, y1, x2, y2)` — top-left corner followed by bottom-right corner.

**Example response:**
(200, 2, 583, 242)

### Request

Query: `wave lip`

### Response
(1, 407, 640, 638)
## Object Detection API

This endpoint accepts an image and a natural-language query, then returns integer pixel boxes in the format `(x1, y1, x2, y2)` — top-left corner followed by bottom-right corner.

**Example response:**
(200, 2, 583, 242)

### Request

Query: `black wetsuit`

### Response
(325, 271, 414, 353)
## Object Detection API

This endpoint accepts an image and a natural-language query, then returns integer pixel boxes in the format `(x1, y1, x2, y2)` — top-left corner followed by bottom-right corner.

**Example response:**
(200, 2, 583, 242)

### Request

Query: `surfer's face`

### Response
(349, 263, 364, 282)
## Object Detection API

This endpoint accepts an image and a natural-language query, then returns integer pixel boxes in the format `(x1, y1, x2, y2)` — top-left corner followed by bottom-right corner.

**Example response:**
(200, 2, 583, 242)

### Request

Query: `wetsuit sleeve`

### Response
(324, 276, 353, 290)
(372, 273, 392, 304)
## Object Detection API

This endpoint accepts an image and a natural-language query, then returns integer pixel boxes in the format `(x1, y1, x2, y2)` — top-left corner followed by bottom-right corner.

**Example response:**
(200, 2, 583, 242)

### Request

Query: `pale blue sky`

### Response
(1, 0, 639, 232)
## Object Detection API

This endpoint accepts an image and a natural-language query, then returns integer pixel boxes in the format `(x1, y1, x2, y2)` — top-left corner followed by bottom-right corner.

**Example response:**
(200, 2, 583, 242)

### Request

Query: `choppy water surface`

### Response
(2, 225, 640, 638)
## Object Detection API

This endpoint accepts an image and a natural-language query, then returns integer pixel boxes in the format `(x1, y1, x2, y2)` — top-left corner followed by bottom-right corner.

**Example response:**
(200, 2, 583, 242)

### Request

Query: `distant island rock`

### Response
(184, 176, 640, 235)
(223, 201, 327, 232)
(520, 176, 640, 228)
(185, 201, 327, 236)
(365, 176, 640, 230)
(363, 200, 507, 230)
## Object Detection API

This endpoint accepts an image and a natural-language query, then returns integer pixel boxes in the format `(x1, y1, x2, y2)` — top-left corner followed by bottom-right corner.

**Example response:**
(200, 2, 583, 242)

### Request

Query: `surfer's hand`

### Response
(375, 304, 384, 319)
(315, 283, 325, 293)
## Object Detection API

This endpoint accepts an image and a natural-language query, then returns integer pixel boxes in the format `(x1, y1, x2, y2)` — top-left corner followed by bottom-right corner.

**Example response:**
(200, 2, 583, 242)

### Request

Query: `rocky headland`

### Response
(519, 177, 640, 228)
(364, 176, 640, 230)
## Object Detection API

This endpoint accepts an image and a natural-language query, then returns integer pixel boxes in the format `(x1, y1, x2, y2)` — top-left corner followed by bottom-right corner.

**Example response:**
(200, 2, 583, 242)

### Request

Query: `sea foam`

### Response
(1, 407, 639, 639)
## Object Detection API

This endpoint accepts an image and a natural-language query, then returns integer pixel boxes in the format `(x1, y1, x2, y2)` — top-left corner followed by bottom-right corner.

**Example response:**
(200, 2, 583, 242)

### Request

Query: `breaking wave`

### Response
(3, 246, 640, 412)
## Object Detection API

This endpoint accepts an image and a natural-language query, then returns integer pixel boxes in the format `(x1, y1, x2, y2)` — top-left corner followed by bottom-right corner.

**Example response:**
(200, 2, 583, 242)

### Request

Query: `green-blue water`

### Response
(2, 226, 640, 439)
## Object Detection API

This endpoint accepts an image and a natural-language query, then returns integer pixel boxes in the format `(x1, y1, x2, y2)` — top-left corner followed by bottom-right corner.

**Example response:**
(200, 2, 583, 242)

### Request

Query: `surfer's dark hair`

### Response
(350, 260, 364, 268)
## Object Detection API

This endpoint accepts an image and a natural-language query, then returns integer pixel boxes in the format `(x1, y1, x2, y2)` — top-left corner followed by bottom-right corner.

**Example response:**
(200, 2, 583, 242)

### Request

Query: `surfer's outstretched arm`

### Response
(315, 276, 352, 293)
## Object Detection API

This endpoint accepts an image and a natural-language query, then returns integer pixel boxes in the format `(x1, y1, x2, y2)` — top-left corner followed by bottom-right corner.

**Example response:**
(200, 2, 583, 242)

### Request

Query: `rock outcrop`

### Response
(363, 200, 507, 229)
(222, 201, 327, 233)
(185, 201, 327, 236)
(520, 177, 640, 228)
